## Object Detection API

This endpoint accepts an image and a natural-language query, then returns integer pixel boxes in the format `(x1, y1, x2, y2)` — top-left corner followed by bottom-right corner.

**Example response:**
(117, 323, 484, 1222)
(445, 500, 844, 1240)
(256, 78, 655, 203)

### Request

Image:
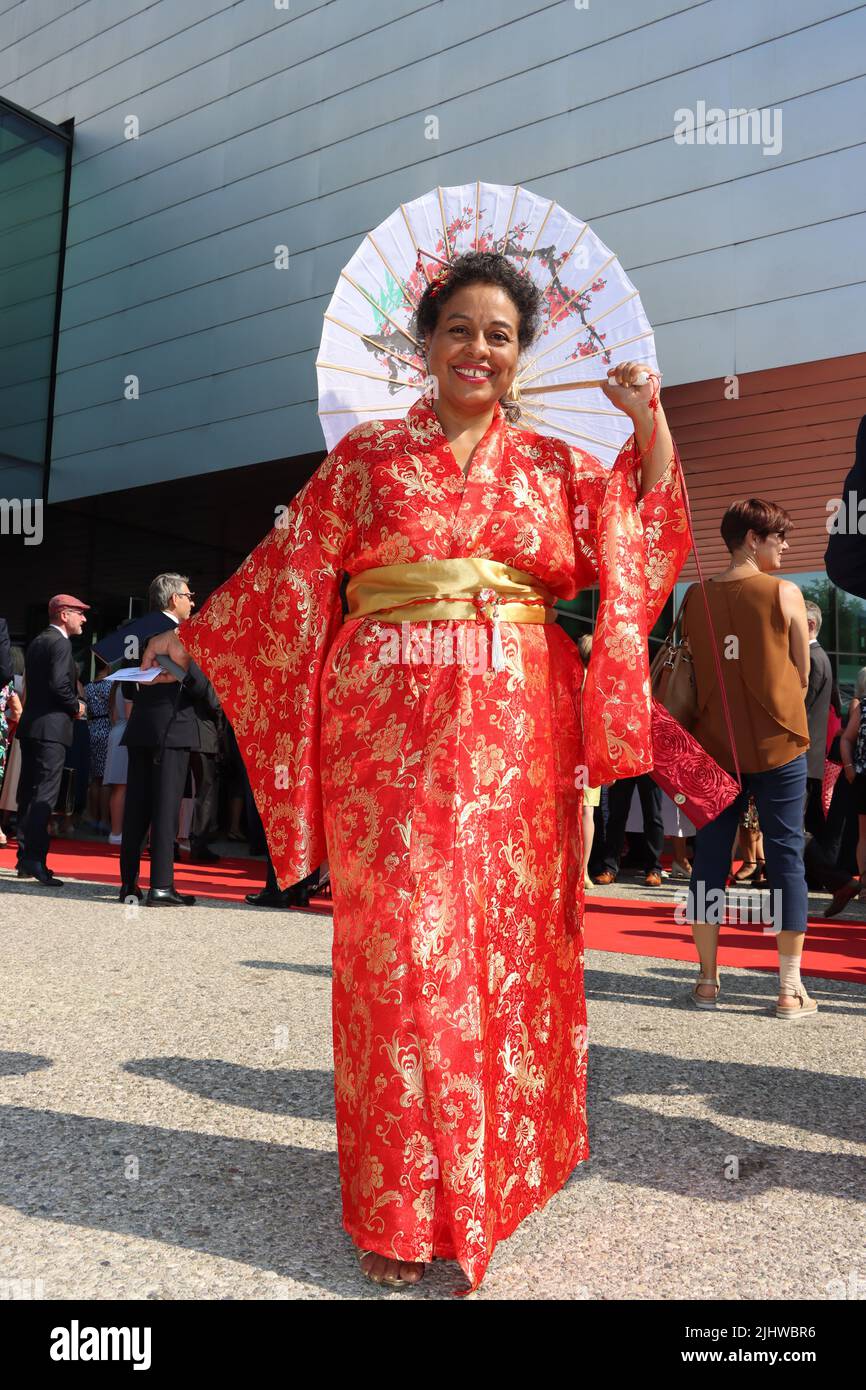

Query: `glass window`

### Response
(0, 97, 72, 501)
(836, 591, 866, 661)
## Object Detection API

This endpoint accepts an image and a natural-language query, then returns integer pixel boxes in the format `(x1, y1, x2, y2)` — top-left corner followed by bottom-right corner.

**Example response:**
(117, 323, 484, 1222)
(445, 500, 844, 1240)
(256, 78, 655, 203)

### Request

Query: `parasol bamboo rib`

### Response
(549, 252, 617, 327)
(323, 313, 423, 375)
(398, 202, 436, 291)
(526, 288, 642, 375)
(366, 233, 417, 311)
(501, 184, 521, 259)
(517, 328, 655, 388)
(525, 197, 556, 266)
(545, 420, 620, 451)
(545, 224, 590, 286)
(522, 401, 626, 415)
(522, 372, 650, 394)
(339, 271, 423, 348)
(437, 186, 452, 263)
(316, 360, 425, 388)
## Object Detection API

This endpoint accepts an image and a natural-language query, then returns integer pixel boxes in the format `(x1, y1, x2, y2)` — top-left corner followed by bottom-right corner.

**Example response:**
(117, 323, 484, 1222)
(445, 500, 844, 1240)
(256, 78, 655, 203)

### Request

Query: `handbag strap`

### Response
(661, 582, 692, 644)
(669, 440, 743, 789)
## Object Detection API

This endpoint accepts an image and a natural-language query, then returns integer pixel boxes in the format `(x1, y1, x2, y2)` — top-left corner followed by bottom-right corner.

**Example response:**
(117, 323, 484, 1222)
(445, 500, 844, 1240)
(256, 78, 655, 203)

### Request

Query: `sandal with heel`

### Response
(690, 975, 721, 1010)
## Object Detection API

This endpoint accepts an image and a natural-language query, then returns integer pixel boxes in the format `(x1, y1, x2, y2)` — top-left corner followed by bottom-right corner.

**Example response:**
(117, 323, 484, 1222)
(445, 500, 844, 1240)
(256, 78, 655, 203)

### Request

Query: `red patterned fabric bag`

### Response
(650, 698, 741, 828)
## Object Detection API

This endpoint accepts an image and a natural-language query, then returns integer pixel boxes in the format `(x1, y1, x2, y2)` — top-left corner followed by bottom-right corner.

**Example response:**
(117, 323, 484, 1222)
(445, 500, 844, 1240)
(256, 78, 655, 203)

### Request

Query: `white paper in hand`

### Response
(103, 666, 163, 682)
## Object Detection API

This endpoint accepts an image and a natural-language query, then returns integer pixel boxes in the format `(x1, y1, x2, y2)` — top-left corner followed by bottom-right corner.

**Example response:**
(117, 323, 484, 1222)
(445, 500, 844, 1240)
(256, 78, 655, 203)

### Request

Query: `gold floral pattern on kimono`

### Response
(178, 397, 689, 1293)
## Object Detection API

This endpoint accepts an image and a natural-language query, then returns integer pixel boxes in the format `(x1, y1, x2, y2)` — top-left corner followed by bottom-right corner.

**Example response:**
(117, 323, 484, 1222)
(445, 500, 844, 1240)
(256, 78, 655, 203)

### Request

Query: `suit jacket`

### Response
(825, 415, 866, 599)
(805, 641, 833, 779)
(121, 658, 216, 751)
(193, 678, 221, 755)
(0, 618, 12, 689)
(17, 627, 79, 746)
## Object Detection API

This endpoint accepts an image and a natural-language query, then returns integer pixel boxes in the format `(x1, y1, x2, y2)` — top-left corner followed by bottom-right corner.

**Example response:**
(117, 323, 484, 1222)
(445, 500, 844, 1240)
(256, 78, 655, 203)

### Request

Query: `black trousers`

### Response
(189, 751, 218, 849)
(804, 775, 826, 839)
(120, 745, 190, 889)
(804, 770, 858, 891)
(601, 774, 664, 875)
(17, 736, 67, 865)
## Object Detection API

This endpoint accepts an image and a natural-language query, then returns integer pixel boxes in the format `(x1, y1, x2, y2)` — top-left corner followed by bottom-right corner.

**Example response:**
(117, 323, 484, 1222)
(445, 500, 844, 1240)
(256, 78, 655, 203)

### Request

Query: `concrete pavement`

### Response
(0, 869, 863, 1300)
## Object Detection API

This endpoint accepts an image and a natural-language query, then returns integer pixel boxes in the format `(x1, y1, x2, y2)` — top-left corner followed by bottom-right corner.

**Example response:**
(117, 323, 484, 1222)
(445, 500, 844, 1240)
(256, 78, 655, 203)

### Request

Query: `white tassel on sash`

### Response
(490, 617, 506, 672)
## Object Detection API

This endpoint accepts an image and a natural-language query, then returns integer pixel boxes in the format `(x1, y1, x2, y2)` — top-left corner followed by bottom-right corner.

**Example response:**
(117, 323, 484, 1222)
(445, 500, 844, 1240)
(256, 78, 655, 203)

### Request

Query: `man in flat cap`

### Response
(16, 594, 89, 885)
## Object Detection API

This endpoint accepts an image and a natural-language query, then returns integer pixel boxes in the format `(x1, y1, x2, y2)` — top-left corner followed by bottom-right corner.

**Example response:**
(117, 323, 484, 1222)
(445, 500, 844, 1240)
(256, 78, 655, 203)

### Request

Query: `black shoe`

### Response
(187, 846, 221, 864)
(145, 886, 196, 907)
(245, 887, 294, 909)
(118, 883, 144, 902)
(824, 875, 863, 919)
(18, 859, 64, 886)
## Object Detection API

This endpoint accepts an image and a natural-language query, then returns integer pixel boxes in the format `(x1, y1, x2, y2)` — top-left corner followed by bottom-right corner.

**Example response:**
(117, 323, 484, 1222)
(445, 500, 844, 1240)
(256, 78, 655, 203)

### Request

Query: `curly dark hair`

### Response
(412, 251, 542, 354)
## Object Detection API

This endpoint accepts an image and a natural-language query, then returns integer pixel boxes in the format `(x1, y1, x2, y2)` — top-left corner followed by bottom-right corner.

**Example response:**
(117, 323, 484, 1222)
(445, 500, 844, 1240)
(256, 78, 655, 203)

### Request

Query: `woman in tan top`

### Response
(680, 498, 814, 1019)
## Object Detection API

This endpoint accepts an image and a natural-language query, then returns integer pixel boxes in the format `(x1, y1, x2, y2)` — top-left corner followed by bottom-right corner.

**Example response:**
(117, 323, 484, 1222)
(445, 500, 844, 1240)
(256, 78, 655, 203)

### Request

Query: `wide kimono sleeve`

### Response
(564, 431, 691, 784)
(175, 429, 368, 889)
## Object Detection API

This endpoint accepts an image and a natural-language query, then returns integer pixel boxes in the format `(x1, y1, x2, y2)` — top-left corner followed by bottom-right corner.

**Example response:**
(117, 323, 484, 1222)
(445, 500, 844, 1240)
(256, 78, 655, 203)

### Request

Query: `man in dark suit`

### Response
(187, 697, 223, 864)
(119, 573, 220, 907)
(16, 595, 89, 885)
(803, 600, 833, 837)
(825, 415, 866, 599)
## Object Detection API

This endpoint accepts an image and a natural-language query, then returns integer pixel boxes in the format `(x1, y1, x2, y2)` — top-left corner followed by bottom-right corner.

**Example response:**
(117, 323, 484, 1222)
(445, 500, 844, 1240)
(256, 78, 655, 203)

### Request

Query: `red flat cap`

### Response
(48, 593, 91, 613)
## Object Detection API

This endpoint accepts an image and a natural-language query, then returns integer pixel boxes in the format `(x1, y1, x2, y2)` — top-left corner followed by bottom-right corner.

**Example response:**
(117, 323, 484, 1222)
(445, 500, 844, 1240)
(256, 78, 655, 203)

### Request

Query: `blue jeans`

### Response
(686, 753, 809, 934)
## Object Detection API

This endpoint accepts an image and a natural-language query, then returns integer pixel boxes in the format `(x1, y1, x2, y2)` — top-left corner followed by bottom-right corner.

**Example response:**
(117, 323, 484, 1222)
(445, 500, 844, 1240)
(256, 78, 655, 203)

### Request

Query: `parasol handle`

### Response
(521, 371, 650, 395)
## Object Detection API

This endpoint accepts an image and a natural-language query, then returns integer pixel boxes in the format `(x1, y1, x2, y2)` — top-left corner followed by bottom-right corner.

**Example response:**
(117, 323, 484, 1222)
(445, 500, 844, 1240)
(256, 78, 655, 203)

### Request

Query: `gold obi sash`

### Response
(345, 558, 558, 627)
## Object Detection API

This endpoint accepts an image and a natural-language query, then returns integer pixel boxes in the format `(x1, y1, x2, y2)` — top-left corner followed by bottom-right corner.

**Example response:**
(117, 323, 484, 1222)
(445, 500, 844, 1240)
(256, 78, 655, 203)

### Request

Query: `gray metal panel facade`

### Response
(1, 0, 863, 501)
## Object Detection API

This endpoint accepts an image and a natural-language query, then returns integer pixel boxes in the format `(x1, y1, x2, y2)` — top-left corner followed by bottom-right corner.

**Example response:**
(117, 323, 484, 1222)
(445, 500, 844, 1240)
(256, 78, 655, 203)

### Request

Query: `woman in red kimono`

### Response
(142, 251, 690, 1294)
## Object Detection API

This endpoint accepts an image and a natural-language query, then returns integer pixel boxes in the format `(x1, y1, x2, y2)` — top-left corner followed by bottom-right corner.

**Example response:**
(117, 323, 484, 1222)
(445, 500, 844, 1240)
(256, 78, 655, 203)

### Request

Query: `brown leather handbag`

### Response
(650, 584, 698, 731)
(646, 442, 743, 828)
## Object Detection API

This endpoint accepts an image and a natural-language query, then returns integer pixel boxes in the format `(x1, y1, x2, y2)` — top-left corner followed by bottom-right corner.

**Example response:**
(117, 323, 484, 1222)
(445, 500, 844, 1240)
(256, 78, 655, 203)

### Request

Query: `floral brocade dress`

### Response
(178, 397, 689, 1292)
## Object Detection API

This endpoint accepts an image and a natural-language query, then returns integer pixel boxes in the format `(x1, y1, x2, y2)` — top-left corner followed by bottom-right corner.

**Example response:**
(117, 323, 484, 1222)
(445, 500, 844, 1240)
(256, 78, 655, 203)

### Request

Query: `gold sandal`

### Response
(776, 987, 818, 1021)
(690, 975, 721, 1010)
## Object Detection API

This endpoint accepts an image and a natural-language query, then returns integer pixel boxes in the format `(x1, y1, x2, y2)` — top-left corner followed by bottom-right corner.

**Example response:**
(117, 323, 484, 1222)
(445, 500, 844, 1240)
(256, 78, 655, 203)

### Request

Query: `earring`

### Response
(501, 375, 523, 423)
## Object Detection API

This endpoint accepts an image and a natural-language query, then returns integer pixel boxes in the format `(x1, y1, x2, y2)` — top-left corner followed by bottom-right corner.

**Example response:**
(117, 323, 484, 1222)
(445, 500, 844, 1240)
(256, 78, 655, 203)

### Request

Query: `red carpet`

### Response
(583, 895, 865, 986)
(0, 837, 330, 915)
(3, 839, 864, 984)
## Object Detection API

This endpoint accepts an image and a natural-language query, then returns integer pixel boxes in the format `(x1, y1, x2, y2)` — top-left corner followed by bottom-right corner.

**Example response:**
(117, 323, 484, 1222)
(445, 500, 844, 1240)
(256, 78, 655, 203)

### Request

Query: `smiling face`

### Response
(423, 282, 521, 419)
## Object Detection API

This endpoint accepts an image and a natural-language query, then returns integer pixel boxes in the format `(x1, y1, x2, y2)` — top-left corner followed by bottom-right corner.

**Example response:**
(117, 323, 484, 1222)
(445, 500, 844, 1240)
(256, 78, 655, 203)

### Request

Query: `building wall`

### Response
(1, 0, 863, 503)
(667, 352, 866, 579)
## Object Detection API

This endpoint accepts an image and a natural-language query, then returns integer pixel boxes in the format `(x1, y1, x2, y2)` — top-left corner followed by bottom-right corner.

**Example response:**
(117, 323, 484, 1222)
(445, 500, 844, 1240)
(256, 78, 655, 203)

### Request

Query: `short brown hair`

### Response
(720, 499, 793, 554)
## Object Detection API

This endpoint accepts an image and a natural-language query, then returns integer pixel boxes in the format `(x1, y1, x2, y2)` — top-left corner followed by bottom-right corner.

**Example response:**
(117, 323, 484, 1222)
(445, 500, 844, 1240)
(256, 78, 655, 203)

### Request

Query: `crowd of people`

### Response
(3, 533, 864, 967)
(0, 580, 326, 910)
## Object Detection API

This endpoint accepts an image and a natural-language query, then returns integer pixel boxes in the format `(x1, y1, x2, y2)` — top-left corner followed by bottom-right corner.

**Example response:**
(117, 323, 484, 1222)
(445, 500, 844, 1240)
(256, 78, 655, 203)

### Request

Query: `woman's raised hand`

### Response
(601, 360, 660, 419)
(140, 629, 192, 684)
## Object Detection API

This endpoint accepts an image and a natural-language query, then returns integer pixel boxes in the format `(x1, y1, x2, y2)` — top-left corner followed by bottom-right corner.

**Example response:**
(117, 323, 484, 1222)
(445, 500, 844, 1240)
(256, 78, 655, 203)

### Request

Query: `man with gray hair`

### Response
(119, 573, 217, 906)
(803, 598, 833, 836)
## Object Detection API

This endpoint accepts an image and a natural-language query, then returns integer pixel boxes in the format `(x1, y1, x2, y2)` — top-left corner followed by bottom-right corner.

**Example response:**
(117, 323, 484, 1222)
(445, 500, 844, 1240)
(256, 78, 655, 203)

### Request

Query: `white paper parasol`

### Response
(316, 180, 658, 461)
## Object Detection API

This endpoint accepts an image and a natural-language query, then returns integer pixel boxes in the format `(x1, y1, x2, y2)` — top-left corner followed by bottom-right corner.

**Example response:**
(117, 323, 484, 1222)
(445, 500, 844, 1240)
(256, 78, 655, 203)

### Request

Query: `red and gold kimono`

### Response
(178, 397, 689, 1293)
